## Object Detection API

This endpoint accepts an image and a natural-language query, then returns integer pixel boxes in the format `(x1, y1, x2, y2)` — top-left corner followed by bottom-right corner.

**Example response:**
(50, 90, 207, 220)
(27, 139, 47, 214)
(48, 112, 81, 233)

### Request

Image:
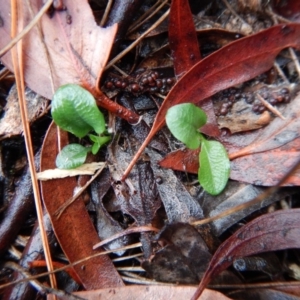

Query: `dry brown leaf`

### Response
(0, 0, 117, 99)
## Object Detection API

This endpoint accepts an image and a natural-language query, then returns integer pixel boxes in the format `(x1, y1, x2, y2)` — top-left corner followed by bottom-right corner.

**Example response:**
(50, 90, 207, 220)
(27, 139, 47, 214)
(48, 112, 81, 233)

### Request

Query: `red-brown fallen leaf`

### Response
(168, 0, 220, 137)
(123, 24, 300, 179)
(40, 122, 123, 289)
(159, 148, 199, 173)
(0, 0, 139, 123)
(48, 285, 231, 300)
(191, 209, 300, 299)
(169, 0, 201, 78)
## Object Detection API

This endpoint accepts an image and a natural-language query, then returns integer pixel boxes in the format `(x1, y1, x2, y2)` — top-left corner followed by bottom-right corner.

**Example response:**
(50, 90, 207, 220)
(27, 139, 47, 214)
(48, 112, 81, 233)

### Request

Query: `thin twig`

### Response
(10, 0, 57, 290)
(116, 266, 145, 272)
(274, 61, 289, 84)
(127, 0, 162, 33)
(112, 63, 129, 77)
(0, 243, 143, 291)
(289, 48, 300, 78)
(0, 67, 11, 80)
(3, 262, 84, 300)
(256, 93, 285, 120)
(100, 0, 114, 27)
(105, 8, 170, 70)
(93, 226, 159, 250)
(54, 163, 107, 218)
(112, 253, 143, 262)
(128, 0, 169, 34)
(121, 274, 175, 285)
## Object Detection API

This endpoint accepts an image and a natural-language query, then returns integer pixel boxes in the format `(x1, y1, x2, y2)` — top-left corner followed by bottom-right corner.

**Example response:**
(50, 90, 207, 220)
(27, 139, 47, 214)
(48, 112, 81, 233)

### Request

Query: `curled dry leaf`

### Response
(192, 209, 300, 299)
(37, 162, 105, 180)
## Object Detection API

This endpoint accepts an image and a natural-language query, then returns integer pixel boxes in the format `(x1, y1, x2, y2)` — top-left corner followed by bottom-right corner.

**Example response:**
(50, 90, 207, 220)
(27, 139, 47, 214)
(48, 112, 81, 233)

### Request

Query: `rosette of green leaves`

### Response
(52, 84, 110, 169)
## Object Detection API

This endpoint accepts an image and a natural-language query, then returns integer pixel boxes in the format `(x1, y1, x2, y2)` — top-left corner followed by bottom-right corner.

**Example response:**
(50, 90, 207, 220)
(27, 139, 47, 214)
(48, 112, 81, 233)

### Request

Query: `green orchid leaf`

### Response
(89, 134, 111, 155)
(52, 84, 106, 138)
(166, 103, 207, 149)
(91, 142, 101, 155)
(56, 144, 89, 169)
(199, 139, 230, 195)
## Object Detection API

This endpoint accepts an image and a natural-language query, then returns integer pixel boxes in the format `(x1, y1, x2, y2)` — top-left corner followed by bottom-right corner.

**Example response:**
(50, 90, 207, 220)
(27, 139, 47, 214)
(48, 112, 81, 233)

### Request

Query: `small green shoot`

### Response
(89, 134, 111, 155)
(51, 84, 110, 169)
(166, 103, 230, 195)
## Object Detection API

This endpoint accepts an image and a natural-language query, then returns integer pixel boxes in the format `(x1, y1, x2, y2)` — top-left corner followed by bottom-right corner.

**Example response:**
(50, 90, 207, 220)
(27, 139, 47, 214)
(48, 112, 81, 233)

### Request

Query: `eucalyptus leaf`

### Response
(199, 140, 230, 195)
(166, 103, 207, 149)
(52, 84, 106, 138)
(56, 144, 89, 169)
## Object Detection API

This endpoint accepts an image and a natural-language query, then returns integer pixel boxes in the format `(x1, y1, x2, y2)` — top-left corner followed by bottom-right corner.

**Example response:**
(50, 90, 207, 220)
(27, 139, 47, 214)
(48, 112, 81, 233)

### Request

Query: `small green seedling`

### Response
(166, 103, 230, 195)
(51, 84, 110, 169)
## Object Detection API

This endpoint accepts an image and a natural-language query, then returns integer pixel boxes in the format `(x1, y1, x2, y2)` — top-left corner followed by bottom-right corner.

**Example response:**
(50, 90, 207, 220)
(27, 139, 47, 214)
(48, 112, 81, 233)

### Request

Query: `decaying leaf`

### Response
(142, 223, 212, 284)
(227, 93, 300, 185)
(217, 106, 272, 134)
(0, 0, 139, 123)
(90, 168, 130, 255)
(0, 85, 48, 139)
(147, 148, 204, 223)
(159, 148, 199, 174)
